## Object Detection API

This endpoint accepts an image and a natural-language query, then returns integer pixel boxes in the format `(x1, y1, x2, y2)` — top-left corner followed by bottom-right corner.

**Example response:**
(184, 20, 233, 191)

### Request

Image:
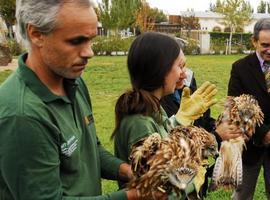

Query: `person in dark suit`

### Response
(228, 18, 270, 200)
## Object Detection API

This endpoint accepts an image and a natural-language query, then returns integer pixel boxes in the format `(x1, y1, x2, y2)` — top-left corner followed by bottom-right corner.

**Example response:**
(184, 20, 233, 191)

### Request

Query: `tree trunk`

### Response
(5, 22, 14, 39)
(229, 30, 233, 55)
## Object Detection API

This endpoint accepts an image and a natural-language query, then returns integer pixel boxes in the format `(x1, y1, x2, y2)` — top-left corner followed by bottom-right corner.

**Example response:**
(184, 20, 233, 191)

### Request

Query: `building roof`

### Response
(252, 13, 270, 19)
(179, 11, 223, 19)
(178, 11, 270, 20)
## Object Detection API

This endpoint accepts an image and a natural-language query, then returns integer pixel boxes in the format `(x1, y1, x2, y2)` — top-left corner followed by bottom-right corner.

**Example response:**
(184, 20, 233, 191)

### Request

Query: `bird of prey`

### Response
(129, 125, 218, 199)
(211, 94, 264, 190)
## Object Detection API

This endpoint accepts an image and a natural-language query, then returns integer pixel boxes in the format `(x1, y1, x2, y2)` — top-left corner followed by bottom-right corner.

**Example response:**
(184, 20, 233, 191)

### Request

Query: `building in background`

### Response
(177, 11, 270, 33)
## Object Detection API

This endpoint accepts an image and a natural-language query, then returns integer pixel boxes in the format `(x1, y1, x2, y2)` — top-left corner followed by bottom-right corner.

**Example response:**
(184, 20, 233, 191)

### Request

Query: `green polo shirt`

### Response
(114, 108, 179, 164)
(0, 54, 127, 200)
(114, 108, 179, 189)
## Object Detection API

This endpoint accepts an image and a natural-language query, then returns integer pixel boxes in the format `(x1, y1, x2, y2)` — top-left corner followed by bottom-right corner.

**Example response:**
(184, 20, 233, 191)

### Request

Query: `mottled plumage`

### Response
(211, 94, 264, 190)
(130, 133, 162, 178)
(129, 126, 218, 199)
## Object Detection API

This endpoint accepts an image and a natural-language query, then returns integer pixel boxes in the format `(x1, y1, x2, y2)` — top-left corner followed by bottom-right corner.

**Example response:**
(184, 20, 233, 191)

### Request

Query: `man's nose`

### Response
(81, 45, 94, 59)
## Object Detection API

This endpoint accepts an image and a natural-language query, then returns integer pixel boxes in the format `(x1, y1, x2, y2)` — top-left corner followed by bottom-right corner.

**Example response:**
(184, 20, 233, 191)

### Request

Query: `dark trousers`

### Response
(232, 151, 270, 200)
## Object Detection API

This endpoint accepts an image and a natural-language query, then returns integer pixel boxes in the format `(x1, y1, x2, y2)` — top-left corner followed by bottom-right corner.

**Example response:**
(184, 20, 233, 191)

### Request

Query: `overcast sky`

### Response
(95, 0, 263, 14)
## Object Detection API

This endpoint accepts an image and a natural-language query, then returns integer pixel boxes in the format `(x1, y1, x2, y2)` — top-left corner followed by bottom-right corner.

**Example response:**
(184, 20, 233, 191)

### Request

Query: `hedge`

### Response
(210, 32, 253, 54)
(92, 36, 135, 56)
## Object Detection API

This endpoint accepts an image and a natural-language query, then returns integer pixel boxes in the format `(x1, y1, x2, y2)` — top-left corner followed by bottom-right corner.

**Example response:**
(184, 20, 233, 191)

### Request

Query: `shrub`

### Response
(0, 44, 12, 65)
(7, 39, 25, 56)
(184, 38, 200, 55)
(210, 32, 253, 54)
(210, 37, 226, 54)
(92, 36, 135, 56)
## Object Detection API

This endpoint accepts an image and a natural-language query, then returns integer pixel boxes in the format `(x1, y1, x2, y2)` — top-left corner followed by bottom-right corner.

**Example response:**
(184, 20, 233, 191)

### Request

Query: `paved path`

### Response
(0, 59, 18, 72)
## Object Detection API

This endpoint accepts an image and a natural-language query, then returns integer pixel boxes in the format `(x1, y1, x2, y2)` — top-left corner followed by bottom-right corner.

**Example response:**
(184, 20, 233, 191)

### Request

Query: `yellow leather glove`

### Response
(193, 165, 207, 195)
(176, 81, 218, 126)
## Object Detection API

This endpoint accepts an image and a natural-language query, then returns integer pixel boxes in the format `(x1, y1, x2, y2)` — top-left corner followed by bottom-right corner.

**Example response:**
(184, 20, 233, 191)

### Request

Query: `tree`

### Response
(98, 0, 118, 32)
(257, 0, 266, 13)
(135, 0, 155, 33)
(115, 0, 141, 29)
(181, 14, 200, 30)
(98, 0, 141, 34)
(214, 0, 252, 54)
(257, 0, 270, 13)
(0, 0, 16, 39)
(149, 8, 167, 23)
(209, 0, 222, 11)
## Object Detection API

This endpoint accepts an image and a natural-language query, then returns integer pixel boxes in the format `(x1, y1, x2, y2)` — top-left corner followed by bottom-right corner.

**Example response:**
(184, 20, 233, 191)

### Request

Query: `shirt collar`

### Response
(16, 53, 78, 103)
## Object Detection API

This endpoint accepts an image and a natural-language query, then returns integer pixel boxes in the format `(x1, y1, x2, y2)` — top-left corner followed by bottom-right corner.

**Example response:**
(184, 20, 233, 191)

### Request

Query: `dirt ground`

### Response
(0, 59, 18, 72)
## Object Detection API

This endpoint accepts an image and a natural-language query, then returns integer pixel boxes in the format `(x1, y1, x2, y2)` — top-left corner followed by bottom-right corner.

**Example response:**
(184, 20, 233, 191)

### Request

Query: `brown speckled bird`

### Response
(211, 94, 264, 190)
(129, 125, 218, 199)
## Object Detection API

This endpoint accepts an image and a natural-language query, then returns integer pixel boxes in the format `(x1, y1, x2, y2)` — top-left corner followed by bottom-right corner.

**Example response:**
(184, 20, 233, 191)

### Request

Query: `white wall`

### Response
(244, 20, 256, 33)
(199, 18, 225, 32)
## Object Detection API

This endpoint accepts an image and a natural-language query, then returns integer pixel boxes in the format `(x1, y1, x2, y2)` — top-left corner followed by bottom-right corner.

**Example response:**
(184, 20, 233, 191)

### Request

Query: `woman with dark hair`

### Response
(111, 32, 217, 192)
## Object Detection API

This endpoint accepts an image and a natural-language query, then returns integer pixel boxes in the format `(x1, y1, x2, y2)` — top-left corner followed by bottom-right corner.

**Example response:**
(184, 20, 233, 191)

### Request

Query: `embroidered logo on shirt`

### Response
(61, 135, 78, 157)
(85, 114, 94, 125)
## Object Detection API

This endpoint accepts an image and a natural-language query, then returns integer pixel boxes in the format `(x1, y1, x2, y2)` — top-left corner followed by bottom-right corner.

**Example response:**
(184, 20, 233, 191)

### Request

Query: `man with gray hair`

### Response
(0, 0, 144, 199)
(228, 18, 270, 199)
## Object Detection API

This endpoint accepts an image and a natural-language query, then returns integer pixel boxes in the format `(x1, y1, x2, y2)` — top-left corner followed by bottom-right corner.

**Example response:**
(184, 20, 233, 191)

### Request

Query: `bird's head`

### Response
(236, 95, 263, 140)
(167, 166, 197, 191)
(202, 143, 219, 159)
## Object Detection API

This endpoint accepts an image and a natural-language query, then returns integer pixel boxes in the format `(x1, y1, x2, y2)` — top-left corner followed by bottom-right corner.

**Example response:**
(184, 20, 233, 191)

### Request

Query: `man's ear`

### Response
(251, 36, 258, 49)
(27, 24, 44, 47)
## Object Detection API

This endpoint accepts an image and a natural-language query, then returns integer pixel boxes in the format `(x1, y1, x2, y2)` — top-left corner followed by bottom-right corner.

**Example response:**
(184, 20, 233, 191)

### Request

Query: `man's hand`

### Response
(176, 81, 218, 126)
(118, 163, 133, 182)
(215, 121, 242, 141)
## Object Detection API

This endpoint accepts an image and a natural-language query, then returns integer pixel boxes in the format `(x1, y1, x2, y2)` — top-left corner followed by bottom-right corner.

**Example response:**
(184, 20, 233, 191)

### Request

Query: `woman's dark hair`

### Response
(111, 32, 181, 138)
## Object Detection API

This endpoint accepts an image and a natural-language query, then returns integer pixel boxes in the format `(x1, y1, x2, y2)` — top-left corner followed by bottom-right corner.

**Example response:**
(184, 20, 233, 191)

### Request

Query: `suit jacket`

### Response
(228, 53, 270, 165)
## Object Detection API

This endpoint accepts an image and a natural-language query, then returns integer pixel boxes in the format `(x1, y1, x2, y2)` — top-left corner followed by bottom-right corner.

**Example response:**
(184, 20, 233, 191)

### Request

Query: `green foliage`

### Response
(135, 1, 155, 33)
(213, 0, 252, 54)
(257, 0, 270, 13)
(149, 7, 167, 23)
(0, 0, 15, 25)
(7, 39, 25, 56)
(98, 0, 141, 30)
(98, 0, 114, 30)
(183, 38, 200, 55)
(210, 0, 222, 11)
(210, 32, 253, 54)
(181, 15, 200, 30)
(0, 0, 15, 38)
(92, 36, 134, 56)
(98, 0, 166, 33)
(214, 0, 253, 24)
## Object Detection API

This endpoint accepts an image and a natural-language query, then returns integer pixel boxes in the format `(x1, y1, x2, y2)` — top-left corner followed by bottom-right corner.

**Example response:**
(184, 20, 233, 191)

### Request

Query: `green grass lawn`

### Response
(0, 55, 267, 199)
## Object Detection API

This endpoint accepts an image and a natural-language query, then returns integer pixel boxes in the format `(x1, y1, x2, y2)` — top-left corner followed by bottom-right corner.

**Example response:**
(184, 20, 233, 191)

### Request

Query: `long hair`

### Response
(16, 0, 95, 48)
(111, 32, 181, 138)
